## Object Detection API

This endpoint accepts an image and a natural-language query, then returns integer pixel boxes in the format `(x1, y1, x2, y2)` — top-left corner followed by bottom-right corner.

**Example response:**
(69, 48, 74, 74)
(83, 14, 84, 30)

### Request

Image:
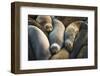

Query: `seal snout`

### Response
(44, 23, 53, 32)
(65, 39, 73, 52)
(50, 43, 60, 55)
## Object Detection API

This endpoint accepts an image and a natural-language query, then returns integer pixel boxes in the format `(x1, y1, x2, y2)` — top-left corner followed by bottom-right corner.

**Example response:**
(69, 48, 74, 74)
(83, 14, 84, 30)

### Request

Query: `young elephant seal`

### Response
(36, 15, 53, 36)
(28, 25, 51, 60)
(49, 19, 65, 55)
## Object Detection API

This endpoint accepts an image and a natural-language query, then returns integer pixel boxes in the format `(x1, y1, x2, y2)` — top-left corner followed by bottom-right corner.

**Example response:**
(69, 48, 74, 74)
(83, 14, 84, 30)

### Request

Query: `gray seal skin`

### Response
(28, 25, 51, 60)
(50, 48, 69, 59)
(36, 15, 53, 37)
(77, 45, 88, 58)
(64, 21, 85, 52)
(49, 19, 65, 55)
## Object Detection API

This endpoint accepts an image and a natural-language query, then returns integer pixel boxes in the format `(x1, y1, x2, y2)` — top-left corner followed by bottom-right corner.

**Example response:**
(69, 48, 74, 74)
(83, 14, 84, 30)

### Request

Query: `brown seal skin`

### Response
(50, 48, 69, 59)
(49, 18, 65, 55)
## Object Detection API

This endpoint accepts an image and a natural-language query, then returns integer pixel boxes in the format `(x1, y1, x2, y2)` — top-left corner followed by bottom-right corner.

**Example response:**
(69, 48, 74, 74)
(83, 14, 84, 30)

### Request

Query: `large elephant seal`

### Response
(49, 19, 65, 55)
(70, 28, 88, 58)
(28, 25, 51, 60)
(50, 48, 69, 59)
(64, 21, 87, 52)
(36, 15, 53, 36)
(64, 21, 81, 52)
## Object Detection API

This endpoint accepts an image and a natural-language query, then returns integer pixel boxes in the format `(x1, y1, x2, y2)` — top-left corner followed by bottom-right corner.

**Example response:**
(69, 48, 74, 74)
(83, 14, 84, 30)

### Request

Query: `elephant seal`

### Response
(70, 28, 88, 58)
(36, 15, 53, 36)
(49, 19, 65, 55)
(50, 48, 69, 59)
(64, 21, 87, 52)
(28, 25, 51, 60)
